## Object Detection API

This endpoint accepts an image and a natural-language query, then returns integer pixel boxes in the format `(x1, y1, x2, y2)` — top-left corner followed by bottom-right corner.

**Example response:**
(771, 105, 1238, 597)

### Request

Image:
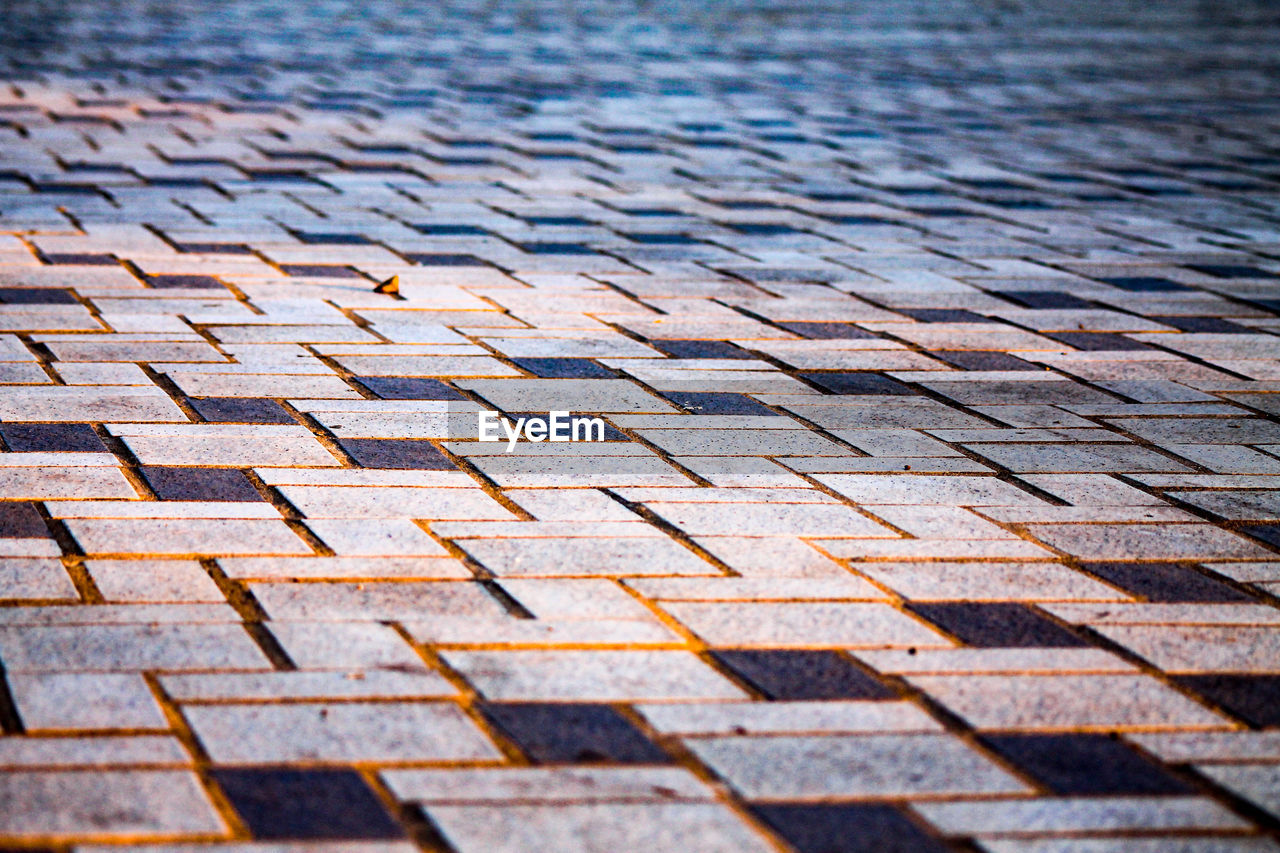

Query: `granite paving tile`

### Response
(66, 518, 313, 556)
(424, 803, 773, 853)
(908, 674, 1230, 730)
(978, 733, 1197, 795)
(688, 733, 1030, 799)
(0, 623, 270, 671)
(211, 768, 406, 840)
(0, 736, 191, 769)
(443, 651, 748, 701)
(383, 766, 714, 803)
(914, 796, 1248, 835)
(662, 601, 950, 648)
(185, 702, 502, 763)
(477, 702, 671, 764)
(0, 558, 78, 600)
(9, 672, 168, 730)
(1195, 764, 1280, 817)
(0, 770, 226, 838)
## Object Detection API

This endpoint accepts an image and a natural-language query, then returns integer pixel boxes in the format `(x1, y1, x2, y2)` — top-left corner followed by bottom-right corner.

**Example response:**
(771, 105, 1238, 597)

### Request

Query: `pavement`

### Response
(1, 0, 1280, 849)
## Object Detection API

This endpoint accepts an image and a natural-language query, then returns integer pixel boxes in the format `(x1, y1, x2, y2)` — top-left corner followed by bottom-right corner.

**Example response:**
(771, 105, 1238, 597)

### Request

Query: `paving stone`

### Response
(1026, 524, 1272, 561)
(305, 518, 451, 556)
(220, 555, 467, 580)
(140, 466, 264, 502)
(753, 803, 950, 853)
(1081, 562, 1252, 602)
(863, 562, 1123, 601)
(189, 397, 297, 424)
(801, 372, 917, 396)
(857, 647, 1136, 675)
(163, 669, 454, 701)
(1044, 601, 1280, 625)
(336, 439, 456, 469)
(267, 622, 428, 670)
(1127, 731, 1280, 763)
(1172, 675, 1280, 727)
(0, 559, 78, 600)
(0, 503, 50, 540)
(478, 702, 671, 763)
(384, 765, 712, 803)
(85, 559, 226, 602)
(636, 700, 942, 735)
(905, 602, 1091, 647)
(647, 502, 892, 537)
(1084, 625, 1280, 673)
(710, 650, 898, 699)
(0, 735, 190, 769)
(250, 581, 506, 620)
(212, 768, 405, 840)
(979, 734, 1196, 795)
(0, 388, 184, 422)
(505, 358, 615, 379)
(355, 376, 471, 400)
(915, 796, 1247, 835)
(458, 379, 679, 413)
(0, 770, 226, 837)
(0, 624, 269, 672)
(663, 601, 949, 648)
(9, 672, 168, 730)
(0, 465, 137, 501)
(425, 803, 772, 853)
(1195, 764, 1280, 817)
(0, 423, 106, 452)
(816, 474, 1046, 506)
(110, 424, 340, 468)
(457, 536, 716, 576)
(443, 651, 748, 701)
(661, 391, 779, 416)
(964, 443, 1191, 474)
(275, 485, 512, 519)
(908, 674, 1229, 730)
(8, 2, 1280, 844)
(186, 702, 502, 763)
(66, 518, 311, 556)
(688, 733, 1029, 799)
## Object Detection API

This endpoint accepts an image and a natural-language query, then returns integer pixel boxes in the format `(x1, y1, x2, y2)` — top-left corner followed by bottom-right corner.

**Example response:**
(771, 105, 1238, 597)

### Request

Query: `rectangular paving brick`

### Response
(66, 518, 311, 556)
(0, 423, 107, 452)
(0, 770, 226, 837)
(907, 674, 1229, 730)
(186, 702, 502, 763)
(687, 733, 1029, 799)
(662, 602, 950, 648)
(905, 602, 1092, 648)
(444, 650, 748, 701)
(978, 734, 1196, 795)
(0, 623, 270, 672)
(710, 650, 898, 700)
(337, 438, 457, 469)
(140, 466, 264, 502)
(212, 767, 406, 840)
(753, 803, 950, 853)
(425, 803, 773, 853)
(478, 702, 671, 764)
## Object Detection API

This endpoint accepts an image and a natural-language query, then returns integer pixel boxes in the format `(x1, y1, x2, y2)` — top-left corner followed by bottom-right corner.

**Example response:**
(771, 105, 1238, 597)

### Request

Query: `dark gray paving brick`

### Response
(478, 702, 671, 764)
